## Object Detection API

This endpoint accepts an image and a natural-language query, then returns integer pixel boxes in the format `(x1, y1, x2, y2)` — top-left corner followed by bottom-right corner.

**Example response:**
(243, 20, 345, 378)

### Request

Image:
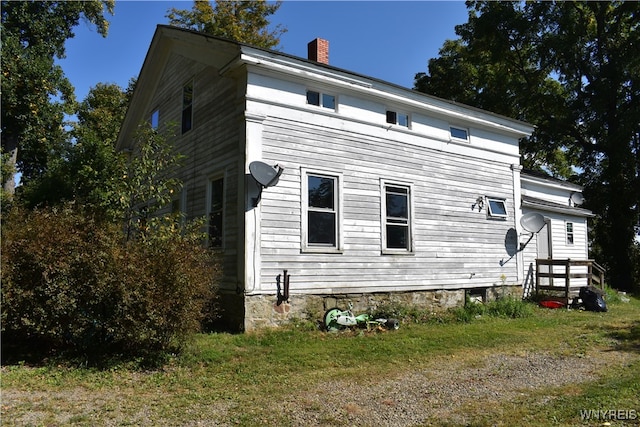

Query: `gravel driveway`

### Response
(279, 349, 637, 426)
(3, 348, 637, 426)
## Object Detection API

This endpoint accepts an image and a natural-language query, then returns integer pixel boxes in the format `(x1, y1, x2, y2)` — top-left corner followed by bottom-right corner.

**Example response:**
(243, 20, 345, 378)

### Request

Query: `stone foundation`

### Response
(242, 286, 523, 331)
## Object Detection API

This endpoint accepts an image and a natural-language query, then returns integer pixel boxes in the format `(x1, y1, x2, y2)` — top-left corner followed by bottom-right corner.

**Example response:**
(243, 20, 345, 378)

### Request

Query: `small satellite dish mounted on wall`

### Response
(520, 212, 546, 234)
(570, 192, 585, 206)
(249, 161, 284, 206)
(519, 212, 547, 251)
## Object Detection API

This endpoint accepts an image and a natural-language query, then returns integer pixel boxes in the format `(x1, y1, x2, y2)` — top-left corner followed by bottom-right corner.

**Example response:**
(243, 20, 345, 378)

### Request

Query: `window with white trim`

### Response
(386, 110, 409, 127)
(487, 197, 508, 219)
(208, 178, 224, 248)
(382, 181, 413, 252)
(450, 126, 469, 141)
(566, 222, 574, 245)
(306, 90, 336, 110)
(302, 170, 342, 251)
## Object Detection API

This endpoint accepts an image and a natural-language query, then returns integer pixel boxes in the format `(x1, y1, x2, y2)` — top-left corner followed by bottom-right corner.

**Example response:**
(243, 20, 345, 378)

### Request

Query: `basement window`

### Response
(450, 126, 469, 141)
(306, 90, 335, 110)
(386, 110, 409, 127)
(487, 198, 508, 219)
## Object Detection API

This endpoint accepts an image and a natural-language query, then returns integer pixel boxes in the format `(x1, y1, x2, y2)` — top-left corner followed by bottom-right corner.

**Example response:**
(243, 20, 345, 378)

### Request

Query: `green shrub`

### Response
(1, 205, 219, 363)
(486, 296, 534, 318)
(451, 296, 534, 323)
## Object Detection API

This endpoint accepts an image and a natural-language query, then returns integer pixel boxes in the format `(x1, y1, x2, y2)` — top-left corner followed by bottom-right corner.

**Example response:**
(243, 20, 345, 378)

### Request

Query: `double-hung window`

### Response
(182, 80, 193, 134)
(566, 222, 574, 245)
(302, 169, 342, 251)
(382, 181, 413, 252)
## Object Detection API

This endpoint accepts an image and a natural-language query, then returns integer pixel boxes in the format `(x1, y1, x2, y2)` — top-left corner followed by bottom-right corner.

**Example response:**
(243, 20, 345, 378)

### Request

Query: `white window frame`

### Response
(486, 197, 508, 219)
(301, 168, 343, 253)
(566, 221, 574, 245)
(386, 110, 410, 128)
(206, 176, 225, 249)
(306, 89, 336, 111)
(450, 126, 469, 142)
(381, 179, 414, 254)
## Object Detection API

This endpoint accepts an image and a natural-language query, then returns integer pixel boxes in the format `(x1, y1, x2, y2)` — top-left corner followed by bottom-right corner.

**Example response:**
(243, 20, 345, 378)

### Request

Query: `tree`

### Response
(415, 1, 640, 292)
(1, 120, 217, 364)
(18, 82, 131, 221)
(166, 0, 286, 49)
(120, 123, 185, 241)
(67, 82, 131, 218)
(1, 0, 115, 193)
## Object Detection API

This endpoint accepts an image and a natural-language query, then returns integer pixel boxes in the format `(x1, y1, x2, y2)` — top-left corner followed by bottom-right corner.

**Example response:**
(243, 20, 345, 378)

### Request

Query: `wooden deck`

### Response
(535, 259, 605, 304)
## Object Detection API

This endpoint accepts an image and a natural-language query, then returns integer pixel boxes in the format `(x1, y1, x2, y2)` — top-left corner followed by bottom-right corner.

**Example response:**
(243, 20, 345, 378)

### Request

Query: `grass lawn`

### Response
(2, 295, 639, 426)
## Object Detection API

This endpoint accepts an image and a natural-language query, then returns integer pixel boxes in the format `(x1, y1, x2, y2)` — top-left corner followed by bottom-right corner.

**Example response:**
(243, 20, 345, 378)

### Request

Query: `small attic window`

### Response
(386, 110, 409, 127)
(307, 90, 335, 110)
(487, 198, 507, 218)
(450, 126, 469, 141)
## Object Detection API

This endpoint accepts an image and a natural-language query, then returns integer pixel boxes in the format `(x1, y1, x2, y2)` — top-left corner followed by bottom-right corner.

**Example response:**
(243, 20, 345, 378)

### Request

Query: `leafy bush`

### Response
(1, 204, 219, 363)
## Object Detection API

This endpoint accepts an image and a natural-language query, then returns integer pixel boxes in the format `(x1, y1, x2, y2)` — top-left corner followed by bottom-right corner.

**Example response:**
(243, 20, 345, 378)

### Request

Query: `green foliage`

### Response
(120, 123, 185, 241)
(1, 204, 219, 363)
(19, 83, 129, 218)
(369, 297, 535, 325)
(1, 0, 115, 189)
(167, 0, 286, 49)
(451, 297, 534, 323)
(415, 1, 640, 292)
(1, 147, 16, 215)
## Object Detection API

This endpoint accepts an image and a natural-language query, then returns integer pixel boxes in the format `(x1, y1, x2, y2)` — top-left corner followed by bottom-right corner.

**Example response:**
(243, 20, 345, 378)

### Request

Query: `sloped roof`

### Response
(522, 195, 593, 217)
(521, 169, 583, 191)
(117, 25, 535, 150)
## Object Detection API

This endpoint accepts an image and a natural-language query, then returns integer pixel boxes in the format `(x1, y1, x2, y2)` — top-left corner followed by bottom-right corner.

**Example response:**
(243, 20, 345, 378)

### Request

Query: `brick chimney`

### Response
(308, 38, 329, 64)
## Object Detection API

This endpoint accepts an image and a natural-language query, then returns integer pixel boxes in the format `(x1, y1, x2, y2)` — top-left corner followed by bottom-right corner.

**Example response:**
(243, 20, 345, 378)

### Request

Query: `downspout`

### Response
(243, 111, 267, 294)
(511, 164, 524, 283)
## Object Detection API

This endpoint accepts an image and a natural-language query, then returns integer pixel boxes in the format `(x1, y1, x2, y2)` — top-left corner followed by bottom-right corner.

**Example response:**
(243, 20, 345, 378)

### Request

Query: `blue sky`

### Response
(59, 1, 469, 102)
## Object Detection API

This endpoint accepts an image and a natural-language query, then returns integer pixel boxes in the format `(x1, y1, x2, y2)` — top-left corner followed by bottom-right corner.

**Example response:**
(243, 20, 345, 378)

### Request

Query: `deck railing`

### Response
(535, 259, 605, 302)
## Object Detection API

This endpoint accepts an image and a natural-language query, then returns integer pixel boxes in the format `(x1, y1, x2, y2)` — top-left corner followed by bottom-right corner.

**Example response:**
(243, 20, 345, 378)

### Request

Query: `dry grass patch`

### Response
(2, 297, 638, 426)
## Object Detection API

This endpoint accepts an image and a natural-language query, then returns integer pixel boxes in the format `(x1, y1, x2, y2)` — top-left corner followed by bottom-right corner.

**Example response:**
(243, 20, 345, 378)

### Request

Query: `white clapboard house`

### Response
(116, 26, 595, 330)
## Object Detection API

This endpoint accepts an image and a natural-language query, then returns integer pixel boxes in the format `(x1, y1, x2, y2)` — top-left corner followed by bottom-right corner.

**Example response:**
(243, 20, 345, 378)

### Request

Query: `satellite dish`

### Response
(249, 161, 283, 188)
(570, 192, 585, 206)
(520, 212, 546, 234)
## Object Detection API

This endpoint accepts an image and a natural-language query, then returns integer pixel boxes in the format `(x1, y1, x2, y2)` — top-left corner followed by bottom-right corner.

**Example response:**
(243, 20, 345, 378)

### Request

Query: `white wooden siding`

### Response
(256, 115, 520, 294)
(150, 52, 243, 290)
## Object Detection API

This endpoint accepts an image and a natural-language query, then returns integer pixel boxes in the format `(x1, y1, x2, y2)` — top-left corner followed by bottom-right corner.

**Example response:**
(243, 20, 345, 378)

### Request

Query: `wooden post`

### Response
(535, 259, 540, 298)
(565, 260, 570, 302)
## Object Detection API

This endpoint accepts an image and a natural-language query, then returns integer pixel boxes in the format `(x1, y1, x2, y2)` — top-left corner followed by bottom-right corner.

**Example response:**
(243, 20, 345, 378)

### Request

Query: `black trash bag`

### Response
(579, 286, 607, 312)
